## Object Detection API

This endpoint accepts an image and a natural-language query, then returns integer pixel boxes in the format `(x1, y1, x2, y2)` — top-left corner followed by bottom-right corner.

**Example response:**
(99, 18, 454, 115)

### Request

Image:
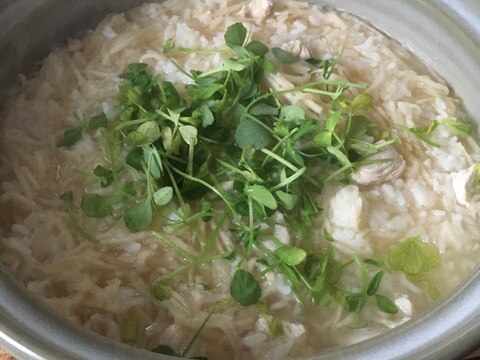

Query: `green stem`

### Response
(164, 161, 189, 216)
(114, 119, 146, 131)
(203, 211, 229, 256)
(260, 128, 299, 168)
(244, 114, 274, 134)
(169, 59, 194, 79)
(248, 195, 254, 253)
(61, 192, 99, 244)
(161, 254, 225, 280)
(269, 167, 306, 192)
(171, 167, 236, 214)
(181, 307, 216, 357)
(178, 47, 232, 55)
(260, 148, 299, 172)
(188, 143, 195, 176)
(152, 231, 194, 261)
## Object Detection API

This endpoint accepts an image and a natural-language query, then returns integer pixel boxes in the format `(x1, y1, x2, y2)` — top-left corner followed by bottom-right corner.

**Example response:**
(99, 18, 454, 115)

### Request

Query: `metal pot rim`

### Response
(0, 1, 479, 359)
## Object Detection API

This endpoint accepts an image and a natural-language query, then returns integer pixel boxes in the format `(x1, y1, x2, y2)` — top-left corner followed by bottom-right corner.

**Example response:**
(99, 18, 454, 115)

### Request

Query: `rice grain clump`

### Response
(1, 0, 480, 359)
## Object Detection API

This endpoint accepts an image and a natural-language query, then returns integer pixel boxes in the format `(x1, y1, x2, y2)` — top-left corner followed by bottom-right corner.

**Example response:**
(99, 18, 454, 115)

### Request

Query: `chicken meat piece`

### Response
(351, 145, 406, 185)
(451, 164, 476, 206)
(239, 0, 273, 23)
(281, 40, 311, 60)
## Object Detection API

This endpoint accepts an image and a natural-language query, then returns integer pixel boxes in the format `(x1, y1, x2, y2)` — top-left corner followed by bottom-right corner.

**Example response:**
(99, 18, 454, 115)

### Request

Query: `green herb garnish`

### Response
(59, 22, 444, 323)
(230, 269, 262, 306)
(375, 294, 398, 314)
(59, 191, 98, 243)
(57, 126, 82, 147)
(397, 118, 472, 147)
(388, 236, 441, 275)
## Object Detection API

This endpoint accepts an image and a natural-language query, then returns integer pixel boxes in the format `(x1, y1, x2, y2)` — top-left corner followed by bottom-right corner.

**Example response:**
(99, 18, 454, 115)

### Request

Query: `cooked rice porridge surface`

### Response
(1, 0, 480, 359)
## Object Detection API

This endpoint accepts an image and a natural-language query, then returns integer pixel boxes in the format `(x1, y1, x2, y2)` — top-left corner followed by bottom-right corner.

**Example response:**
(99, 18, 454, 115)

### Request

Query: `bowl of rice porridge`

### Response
(1, 0, 480, 359)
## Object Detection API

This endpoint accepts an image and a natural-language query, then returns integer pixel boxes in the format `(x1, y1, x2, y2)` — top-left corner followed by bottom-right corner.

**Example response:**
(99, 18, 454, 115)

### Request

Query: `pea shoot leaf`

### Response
(57, 126, 82, 147)
(229, 44, 251, 59)
(179, 125, 198, 146)
(245, 184, 277, 210)
(224, 22, 247, 47)
(313, 131, 332, 147)
(93, 165, 114, 187)
(199, 104, 214, 128)
(348, 115, 370, 139)
(88, 113, 108, 130)
(350, 93, 373, 110)
(127, 63, 148, 74)
(272, 47, 299, 64)
(223, 58, 247, 72)
(325, 110, 342, 132)
(281, 105, 305, 124)
(246, 40, 268, 57)
(137, 121, 161, 145)
(367, 270, 385, 296)
(81, 193, 121, 218)
(327, 146, 352, 167)
(388, 236, 441, 275)
(257, 58, 277, 74)
(235, 118, 272, 150)
(163, 38, 175, 54)
(344, 293, 365, 313)
(161, 81, 186, 111)
(126, 147, 144, 170)
(153, 186, 173, 206)
(186, 83, 223, 100)
(125, 131, 148, 147)
(400, 118, 471, 148)
(275, 190, 299, 210)
(375, 294, 398, 314)
(275, 246, 307, 266)
(230, 269, 261, 306)
(124, 198, 153, 232)
(250, 103, 279, 117)
(143, 146, 163, 179)
(443, 118, 472, 136)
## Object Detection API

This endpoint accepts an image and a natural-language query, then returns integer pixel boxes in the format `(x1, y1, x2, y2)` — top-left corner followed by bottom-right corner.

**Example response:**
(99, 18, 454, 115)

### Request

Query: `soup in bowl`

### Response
(1, 0, 480, 359)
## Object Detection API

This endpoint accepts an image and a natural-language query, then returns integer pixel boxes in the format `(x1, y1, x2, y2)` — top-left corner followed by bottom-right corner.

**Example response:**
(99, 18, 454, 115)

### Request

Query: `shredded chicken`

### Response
(451, 165, 476, 206)
(281, 40, 311, 60)
(239, 0, 273, 23)
(351, 145, 406, 185)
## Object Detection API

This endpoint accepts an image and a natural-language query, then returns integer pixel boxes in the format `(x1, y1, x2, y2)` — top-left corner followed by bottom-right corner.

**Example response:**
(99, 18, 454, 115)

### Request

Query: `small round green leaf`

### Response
(224, 22, 247, 47)
(375, 294, 398, 314)
(275, 246, 307, 266)
(137, 121, 161, 144)
(245, 184, 277, 210)
(81, 193, 120, 218)
(151, 279, 173, 301)
(179, 125, 198, 146)
(230, 269, 261, 306)
(124, 198, 152, 232)
(153, 187, 173, 206)
(272, 47, 299, 64)
(57, 126, 82, 147)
